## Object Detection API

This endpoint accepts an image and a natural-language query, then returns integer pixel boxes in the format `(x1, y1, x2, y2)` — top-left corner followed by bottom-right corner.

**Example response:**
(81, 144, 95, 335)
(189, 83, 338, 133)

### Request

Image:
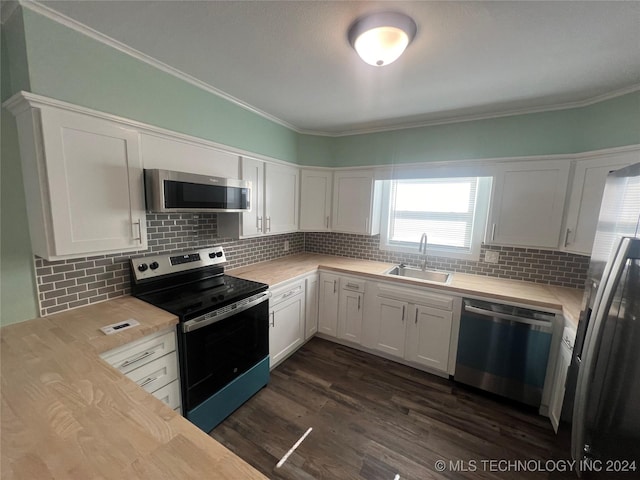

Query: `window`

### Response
(380, 176, 492, 260)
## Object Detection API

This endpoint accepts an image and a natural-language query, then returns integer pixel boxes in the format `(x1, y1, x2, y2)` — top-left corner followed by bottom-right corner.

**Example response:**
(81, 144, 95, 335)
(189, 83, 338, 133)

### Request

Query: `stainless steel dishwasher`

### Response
(455, 298, 555, 407)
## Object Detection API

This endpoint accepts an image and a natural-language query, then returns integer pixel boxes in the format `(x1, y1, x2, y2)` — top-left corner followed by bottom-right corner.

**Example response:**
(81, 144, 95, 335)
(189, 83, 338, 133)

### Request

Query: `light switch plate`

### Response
(485, 251, 500, 264)
(100, 318, 140, 335)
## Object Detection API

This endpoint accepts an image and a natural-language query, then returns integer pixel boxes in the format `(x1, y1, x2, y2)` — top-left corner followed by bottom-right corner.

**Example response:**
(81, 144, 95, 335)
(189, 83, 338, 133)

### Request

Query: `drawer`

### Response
(271, 279, 305, 306)
(378, 283, 454, 311)
(126, 351, 178, 394)
(151, 379, 181, 410)
(341, 278, 365, 292)
(101, 329, 176, 374)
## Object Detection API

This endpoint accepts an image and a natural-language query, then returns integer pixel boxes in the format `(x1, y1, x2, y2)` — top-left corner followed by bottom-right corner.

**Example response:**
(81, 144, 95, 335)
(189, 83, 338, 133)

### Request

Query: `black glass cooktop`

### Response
(136, 274, 268, 321)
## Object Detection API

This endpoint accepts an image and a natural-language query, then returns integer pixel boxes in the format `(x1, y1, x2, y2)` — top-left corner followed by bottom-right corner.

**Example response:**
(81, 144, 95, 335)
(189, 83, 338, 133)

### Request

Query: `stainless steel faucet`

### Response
(418, 233, 428, 271)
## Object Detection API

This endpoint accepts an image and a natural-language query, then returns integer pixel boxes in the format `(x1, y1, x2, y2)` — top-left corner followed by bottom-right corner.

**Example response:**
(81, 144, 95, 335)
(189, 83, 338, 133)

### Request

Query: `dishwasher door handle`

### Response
(464, 304, 553, 331)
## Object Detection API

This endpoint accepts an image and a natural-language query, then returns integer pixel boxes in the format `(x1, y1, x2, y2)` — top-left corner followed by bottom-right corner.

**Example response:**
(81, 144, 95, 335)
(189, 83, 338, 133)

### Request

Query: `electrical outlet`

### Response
(485, 250, 500, 263)
(283, 240, 290, 251)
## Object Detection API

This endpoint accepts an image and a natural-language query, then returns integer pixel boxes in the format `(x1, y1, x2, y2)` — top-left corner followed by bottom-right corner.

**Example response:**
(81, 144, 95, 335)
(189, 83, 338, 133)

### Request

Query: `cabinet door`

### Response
(332, 170, 380, 235)
(487, 160, 569, 248)
(240, 157, 264, 237)
(562, 153, 635, 255)
(305, 274, 319, 339)
(318, 273, 340, 337)
(300, 169, 332, 231)
(265, 163, 299, 234)
(549, 342, 572, 433)
(406, 305, 453, 372)
(374, 296, 407, 358)
(269, 293, 305, 368)
(337, 289, 363, 344)
(38, 108, 146, 257)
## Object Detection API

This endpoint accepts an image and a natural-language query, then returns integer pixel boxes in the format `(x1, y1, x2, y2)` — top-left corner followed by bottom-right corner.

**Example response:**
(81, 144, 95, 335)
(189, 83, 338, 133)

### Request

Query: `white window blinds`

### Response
(388, 177, 480, 253)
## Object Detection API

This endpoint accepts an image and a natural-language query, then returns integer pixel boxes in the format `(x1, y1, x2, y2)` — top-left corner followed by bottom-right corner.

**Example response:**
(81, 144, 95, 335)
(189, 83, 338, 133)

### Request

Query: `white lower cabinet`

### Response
(318, 272, 341, 337)
(101, 328, 181, 411)
(305, 273, 319, 339)
(406, 305, 453, 372)
(365, 282, 459, 375)
(549, 327, 575, 432)
(371, 296, 407, 358)
(337, 278, 365, 344)
(269, 280, 305, 368)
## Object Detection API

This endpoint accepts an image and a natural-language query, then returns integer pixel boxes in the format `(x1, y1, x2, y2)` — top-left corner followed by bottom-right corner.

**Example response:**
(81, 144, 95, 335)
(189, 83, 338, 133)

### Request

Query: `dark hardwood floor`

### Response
(210, 338, 571, 480)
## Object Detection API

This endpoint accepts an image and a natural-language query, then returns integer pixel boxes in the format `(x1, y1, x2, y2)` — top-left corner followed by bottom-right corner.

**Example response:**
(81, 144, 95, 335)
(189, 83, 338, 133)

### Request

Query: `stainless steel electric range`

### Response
(130, 246, 270, 433)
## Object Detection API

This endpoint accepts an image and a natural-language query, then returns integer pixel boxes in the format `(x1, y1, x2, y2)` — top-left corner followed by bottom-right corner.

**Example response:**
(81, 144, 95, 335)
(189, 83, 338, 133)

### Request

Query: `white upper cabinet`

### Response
(299, 169, 333, 231)
(13, 105, 147, 259)
(218, 159, 299, 238)
(265, 163, 299, 234)
(332, 169, 382, 235)
(240, 157, 265, 237)
(561, 151, 637, 255)
(487, 160, 570, 248)
(139, 133, 240, 179)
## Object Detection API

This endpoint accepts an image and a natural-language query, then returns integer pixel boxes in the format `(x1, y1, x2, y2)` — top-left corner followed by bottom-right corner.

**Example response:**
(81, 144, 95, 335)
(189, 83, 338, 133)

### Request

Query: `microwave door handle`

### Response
(572, 237, 637, 469)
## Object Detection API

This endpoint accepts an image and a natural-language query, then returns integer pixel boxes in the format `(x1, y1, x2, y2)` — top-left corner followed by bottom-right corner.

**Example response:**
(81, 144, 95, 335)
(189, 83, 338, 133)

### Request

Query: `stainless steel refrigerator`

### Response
(567, 162, 640, 477)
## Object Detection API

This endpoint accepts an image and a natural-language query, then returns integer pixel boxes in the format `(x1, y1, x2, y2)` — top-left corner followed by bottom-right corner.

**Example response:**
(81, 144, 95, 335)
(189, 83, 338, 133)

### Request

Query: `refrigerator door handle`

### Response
(571, 236, 637, 468)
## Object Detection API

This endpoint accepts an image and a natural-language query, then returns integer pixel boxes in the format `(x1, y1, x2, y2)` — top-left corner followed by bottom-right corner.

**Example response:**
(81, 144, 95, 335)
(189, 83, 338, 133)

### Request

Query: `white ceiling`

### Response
(37, 1, 640, 135)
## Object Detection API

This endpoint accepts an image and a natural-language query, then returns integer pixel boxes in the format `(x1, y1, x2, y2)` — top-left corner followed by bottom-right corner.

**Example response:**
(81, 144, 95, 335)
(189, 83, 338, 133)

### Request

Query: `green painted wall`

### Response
(1, 24, 39, 326)
(20, 8, 298, 163)
(298, 92, 640, 167)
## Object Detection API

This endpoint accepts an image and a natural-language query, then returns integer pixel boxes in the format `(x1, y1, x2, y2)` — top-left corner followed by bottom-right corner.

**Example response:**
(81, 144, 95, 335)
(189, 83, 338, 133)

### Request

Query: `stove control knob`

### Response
(216, 251, 223, 257)
(149, 262, 159, 270)
(137, 263, 148, 272)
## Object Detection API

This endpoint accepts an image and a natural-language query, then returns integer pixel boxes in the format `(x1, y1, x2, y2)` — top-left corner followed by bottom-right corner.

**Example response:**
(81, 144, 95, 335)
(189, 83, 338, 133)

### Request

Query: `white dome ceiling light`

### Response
(348, 12, 417, 67)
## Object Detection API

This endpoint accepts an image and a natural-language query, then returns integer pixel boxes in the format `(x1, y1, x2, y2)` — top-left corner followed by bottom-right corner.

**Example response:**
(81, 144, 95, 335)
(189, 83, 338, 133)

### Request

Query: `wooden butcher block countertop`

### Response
(0, 296, 268, 480)
(229, 253, 583, 326)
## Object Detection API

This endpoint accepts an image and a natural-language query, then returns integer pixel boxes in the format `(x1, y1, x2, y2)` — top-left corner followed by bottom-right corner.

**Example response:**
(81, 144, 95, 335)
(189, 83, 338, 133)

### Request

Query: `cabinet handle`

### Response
(257, 216, 262, 231)
(138, 376, 158, 388)
(491, 223, 496, 242)
(326, 216, 329, 229)
(132, 219, 143, 243)
(358, 295, 361, 310)
(564, 228, 572, 247)
(415, 309, 418, 324)
(118, 349, 155, 369)
(402, 305, 405, 321)
(282, 290, 297, 299)
(346, 283, 359, 290)
(266, 216, 271, 232)
(333, 280, 337, 293)
(270, 312, 275, 327)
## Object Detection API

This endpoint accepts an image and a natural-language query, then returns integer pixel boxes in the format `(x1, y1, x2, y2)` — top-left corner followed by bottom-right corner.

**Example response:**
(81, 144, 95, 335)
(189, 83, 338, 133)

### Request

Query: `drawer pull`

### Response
(333, 280, 337, 293)
(118, 349, 155, 369)
(345, 283, 360, 289)
(415, 309, 418, 324)
(138, 376, 158, 388)
(402, 305, 405, 321)
(358, 295, 361, 310)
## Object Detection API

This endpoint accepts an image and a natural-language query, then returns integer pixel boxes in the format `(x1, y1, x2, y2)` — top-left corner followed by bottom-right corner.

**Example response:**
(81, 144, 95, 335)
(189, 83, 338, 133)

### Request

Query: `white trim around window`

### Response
(379, 177, 492, 261)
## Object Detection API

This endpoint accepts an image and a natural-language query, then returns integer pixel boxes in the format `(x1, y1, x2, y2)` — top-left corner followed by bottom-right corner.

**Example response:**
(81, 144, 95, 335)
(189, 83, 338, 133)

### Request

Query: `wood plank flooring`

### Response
(210, 338, 570, 480)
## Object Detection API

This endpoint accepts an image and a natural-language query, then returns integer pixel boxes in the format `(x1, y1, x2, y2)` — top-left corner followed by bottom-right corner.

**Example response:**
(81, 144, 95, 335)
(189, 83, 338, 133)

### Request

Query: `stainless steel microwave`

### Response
(144, 169, 251, 213)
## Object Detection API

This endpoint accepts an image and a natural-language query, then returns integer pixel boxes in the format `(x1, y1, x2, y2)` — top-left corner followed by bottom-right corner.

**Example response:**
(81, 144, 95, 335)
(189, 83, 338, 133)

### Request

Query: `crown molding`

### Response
(16, 1, 640, 138)
(19, 0, 299, 132)
(306, 83, 640, 137)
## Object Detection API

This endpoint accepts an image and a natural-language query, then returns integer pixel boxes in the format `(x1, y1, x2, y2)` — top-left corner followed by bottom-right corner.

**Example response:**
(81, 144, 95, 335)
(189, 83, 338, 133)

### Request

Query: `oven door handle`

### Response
(182, 291, 271, 333)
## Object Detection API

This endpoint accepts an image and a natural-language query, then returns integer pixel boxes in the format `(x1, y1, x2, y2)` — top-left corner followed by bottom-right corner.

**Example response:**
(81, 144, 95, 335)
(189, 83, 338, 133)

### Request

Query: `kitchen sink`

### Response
(384, 265, 452, 284)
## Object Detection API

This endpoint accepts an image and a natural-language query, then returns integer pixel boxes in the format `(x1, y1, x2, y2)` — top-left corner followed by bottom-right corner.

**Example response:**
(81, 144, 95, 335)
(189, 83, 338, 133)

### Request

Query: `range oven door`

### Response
(178, 293, 269, 413)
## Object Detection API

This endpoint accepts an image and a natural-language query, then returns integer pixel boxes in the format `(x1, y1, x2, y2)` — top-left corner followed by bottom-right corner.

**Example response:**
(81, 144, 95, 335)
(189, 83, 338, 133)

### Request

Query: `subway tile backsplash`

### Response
(35, 213, 304, 316)
(34, 219, 588, 317)
(305, 232, 589, 289)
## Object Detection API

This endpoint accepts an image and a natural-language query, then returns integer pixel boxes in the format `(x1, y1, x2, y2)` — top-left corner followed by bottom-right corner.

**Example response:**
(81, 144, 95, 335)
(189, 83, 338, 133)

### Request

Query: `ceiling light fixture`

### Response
(348, 12, 417, 67)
